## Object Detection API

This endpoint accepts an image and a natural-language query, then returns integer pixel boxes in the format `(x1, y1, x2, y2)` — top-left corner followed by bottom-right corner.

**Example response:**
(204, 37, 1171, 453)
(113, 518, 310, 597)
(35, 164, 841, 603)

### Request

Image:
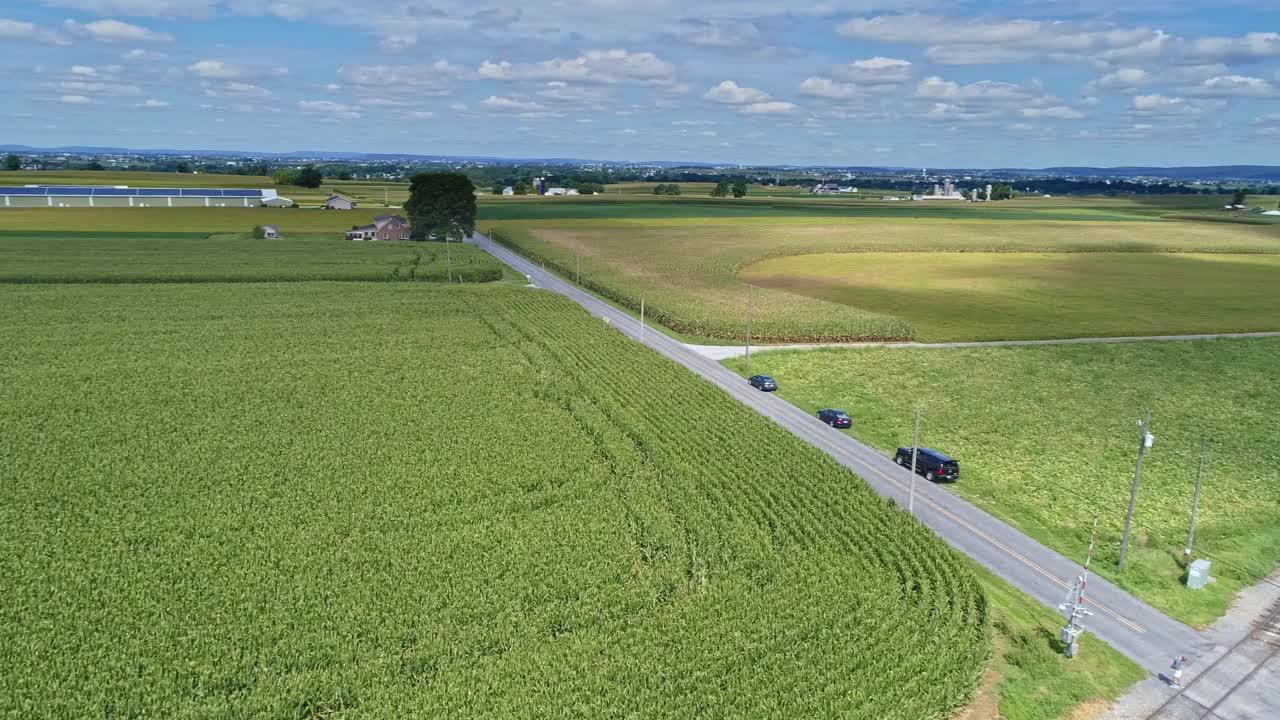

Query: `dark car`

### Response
(748, 375, 778, 392)
(816, 409, 852, 428)
(894, 447, 960, 482)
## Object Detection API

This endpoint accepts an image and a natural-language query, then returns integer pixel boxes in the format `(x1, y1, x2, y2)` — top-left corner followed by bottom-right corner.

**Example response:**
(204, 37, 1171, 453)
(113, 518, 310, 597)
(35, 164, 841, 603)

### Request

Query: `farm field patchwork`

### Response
(492, 214, 1280, 342)
(728, 338, 1280, 625)
(0, 232, 501, 283)
(740, 251, 1280, 341)
(0, 283, 990, 718)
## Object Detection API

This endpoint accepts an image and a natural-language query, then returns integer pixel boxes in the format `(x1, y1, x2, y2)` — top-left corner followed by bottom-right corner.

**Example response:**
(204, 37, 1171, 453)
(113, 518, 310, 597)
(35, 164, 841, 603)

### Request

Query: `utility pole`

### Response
(1060, 516, 1099, 658)
(744, 285, 753, 372)
(908, 410, 920, 514)
(445, 235, 453, 283)
(576, 254, 581, 284)
(1186, 438, 1207, 560)
(640, 298, 647, 341)
(1118, 409, 1153, 569)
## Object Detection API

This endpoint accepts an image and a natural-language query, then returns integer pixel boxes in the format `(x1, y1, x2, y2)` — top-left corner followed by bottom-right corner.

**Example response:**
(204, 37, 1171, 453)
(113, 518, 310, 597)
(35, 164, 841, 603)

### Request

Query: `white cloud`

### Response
(1187, 32, 1280, 64)
(64, 18, 171, 43)
(832, 56, 912, 84)
(680, 20, 761, 48)
(204, 82, 271, 98)
(913, 75, 1071, 123)
(59, 94, 95, 104)
(916, 76, 1036, 103)
(188, 60, 242, 79)
(704, 80, 772, 105)
(537, 81, 613, 104)
(297, 99, 361, 120)
(40, 0, 217, 17)
(122, 48, 165, 61)
(1088, 68, 1150, 92)
(840, 14, 1162, 65)
(1020, 106, 1085, 120)
(1132, 94, 1184, 111)
(404, 110, 435, 119)
(337, 62, 465, 93)
(380, 33, 416, 53)
(57, 80, 143, 96)
(1184, 75, 1277, 98)
(737, 101, 795, 115)
(480, 95, 546, 112)
(798, 77, 862, 100)
(477, 50, 677, 86)
(138, 98, 169, 108)
(70, 65, 98, 77)
(0, 18, 70, 45)
(1130, 93, 1217, 117)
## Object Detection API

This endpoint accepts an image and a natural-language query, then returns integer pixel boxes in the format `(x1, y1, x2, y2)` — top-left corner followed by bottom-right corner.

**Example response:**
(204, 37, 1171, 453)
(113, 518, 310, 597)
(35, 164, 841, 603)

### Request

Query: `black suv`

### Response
(816, 409, 852, 428)
(748, 375, 778, 392)
(894, 447, 960, 482)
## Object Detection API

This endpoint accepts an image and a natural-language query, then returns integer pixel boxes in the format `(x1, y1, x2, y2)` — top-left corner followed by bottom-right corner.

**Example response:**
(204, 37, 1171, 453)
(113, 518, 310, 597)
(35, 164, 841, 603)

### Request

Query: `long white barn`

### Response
(0, 185, 289, 208)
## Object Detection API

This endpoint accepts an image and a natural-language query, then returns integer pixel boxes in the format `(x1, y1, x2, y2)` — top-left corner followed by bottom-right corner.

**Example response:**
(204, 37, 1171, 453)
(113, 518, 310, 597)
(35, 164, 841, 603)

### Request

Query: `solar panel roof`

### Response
(0, 186, 270, 197)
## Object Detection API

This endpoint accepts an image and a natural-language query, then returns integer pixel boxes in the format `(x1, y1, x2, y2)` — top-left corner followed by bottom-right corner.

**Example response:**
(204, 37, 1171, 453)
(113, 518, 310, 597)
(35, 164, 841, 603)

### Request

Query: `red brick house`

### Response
(346, 214, 411, 241)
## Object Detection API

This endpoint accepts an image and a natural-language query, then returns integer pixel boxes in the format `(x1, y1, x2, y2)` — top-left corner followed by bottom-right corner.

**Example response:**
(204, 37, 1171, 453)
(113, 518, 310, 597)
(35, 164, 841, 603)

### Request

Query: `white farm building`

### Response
(0, 185, 291, 208)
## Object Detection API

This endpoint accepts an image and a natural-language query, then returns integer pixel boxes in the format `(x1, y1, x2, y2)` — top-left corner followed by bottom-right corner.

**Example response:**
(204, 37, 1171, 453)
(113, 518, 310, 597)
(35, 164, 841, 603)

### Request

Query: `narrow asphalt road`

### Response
(689, 331, 1280, 361)
(469, 234, 1271, 714)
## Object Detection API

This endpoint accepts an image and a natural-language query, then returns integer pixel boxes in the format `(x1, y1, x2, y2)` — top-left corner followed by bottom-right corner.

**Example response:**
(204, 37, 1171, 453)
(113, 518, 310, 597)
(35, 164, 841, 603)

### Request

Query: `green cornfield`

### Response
(0, 282, 988, 718)
(0, 232, 502, 283)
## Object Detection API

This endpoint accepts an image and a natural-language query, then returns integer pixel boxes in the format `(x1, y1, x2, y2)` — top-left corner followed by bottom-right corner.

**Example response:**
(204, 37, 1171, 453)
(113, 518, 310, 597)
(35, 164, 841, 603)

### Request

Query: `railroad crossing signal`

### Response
(1059, 516, 1099, 658)
(1059, 576, 1093, 658)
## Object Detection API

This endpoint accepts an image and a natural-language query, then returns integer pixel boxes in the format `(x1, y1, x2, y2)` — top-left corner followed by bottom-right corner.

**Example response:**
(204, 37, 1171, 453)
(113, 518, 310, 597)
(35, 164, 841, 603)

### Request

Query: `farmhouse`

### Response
(324, 194, 355, 210)
(262, 224, 280, 239)
(502, 186, 515, 195)
(346, 214, 410, 241)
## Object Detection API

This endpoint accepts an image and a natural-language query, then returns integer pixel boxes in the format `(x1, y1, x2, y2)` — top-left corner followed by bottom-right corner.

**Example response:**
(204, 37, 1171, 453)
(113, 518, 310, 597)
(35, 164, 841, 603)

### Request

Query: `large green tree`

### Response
(731, 180, 748, 198)
(989, 184, 1016, 201)
(404, 172, 477, 243)
(295, 165, 323, 188)
(4, 153, 20, 171)
(710, 181, 730, 197)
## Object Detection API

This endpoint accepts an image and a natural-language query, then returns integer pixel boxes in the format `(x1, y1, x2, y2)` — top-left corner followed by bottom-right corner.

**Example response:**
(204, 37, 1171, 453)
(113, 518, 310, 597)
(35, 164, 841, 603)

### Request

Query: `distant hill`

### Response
(1034, 166, 1280, 182)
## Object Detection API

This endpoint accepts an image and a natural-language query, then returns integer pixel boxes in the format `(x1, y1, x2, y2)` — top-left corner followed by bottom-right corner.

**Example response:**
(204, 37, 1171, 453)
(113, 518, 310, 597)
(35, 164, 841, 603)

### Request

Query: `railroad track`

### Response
(1143, 599, 1280, 720)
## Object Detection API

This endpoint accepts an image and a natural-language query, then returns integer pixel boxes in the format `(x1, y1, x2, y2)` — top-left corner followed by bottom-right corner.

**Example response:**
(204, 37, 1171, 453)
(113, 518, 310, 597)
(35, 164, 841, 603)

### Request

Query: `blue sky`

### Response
(2, 1, 1278, 167)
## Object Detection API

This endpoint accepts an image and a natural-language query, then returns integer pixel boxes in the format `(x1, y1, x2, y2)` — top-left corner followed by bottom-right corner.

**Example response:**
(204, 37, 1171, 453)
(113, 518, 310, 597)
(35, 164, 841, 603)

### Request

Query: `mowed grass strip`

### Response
(732, 338, 1280, 624)
(0, 283, 988, 718)
(0, 232, 501, 283)
(740, 252, 1280, 341)
(492, 216, 1280, 342)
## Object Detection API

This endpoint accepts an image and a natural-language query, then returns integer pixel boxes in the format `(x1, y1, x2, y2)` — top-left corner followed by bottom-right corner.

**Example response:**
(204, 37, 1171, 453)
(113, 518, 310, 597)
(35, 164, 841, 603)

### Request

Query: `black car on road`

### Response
(894, 447, 960, 482)
(816, 409, 852, 428)
(748, 375, 778, 392)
